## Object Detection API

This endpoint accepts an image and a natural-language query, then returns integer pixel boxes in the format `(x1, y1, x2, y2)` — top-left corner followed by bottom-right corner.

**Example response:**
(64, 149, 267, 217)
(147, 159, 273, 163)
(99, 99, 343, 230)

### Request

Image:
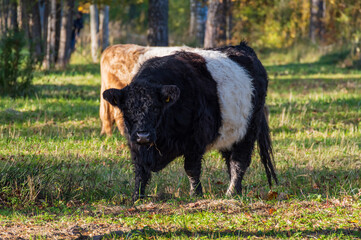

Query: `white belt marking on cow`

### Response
(191, 49, 254, 151)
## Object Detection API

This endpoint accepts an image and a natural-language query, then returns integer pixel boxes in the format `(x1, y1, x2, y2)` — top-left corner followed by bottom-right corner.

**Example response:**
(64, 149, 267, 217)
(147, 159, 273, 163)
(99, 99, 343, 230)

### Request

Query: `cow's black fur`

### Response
(214, 42, 278, 189)
(103, 42, 277, 201)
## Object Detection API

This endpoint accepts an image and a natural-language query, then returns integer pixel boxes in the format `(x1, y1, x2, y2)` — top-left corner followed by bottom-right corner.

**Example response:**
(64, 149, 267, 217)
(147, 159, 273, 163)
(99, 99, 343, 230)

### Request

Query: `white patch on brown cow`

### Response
(130, 46, 190, 77)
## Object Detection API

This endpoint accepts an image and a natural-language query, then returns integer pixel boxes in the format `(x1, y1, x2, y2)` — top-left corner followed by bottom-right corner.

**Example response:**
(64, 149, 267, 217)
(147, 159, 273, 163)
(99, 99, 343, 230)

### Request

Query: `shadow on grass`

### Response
(269, 77, 361, 93)
(0, 96, 99, 126)
(40, 63, 100, 77)
(86, 227, 361, 239)
(265, 52, 358, 76)
(0, 152, 132, 207)
(33, 83, 100, 100)
(268, 95, 361, 115)
(0, 149, 360, 210)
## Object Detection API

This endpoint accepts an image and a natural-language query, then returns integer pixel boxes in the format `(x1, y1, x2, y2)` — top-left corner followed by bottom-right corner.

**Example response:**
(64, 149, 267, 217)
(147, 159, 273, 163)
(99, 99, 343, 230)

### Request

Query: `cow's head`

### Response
(103, 82, 180, 145)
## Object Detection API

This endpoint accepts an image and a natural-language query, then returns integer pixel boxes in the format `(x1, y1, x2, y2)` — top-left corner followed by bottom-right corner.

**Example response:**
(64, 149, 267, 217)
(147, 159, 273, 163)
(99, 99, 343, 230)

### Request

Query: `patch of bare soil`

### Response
(0, 198, 359, 239)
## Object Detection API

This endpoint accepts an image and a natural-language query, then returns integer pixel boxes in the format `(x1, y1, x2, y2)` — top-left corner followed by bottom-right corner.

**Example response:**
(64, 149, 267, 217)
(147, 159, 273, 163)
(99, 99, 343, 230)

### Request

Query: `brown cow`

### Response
(100, 44, 189, 135)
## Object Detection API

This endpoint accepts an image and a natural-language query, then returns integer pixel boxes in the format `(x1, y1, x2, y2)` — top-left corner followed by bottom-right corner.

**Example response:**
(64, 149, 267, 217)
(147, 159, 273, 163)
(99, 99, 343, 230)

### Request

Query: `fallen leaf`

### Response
(128, 208, 136, 212)
(348, 220, 358, 223)
(313, 183, 320, 189)
(268, 208, 276, 215)
(267, 191, 278, 200)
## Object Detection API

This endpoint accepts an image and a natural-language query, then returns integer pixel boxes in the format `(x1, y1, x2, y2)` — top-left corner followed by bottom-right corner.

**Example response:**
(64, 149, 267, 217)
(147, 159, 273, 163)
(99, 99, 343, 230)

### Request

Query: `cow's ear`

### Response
(161, 85, 180, 105)
(103, 88, 125, 107)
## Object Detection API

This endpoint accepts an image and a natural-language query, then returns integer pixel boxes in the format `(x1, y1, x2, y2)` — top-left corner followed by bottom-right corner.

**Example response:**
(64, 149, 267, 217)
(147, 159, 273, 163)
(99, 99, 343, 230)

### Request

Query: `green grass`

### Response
(0, 55, 360, 239)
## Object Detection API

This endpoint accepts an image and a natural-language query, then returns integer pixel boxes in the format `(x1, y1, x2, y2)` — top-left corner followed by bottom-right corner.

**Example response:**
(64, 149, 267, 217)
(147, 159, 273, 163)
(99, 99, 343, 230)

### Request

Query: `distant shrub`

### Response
(0, 30, 36, 97)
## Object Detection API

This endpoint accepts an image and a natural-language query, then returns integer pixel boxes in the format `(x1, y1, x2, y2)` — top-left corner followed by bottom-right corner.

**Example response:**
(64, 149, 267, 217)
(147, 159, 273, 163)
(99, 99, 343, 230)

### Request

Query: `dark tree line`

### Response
(1, 0, 353, 65)
(0, 0, 86, 69)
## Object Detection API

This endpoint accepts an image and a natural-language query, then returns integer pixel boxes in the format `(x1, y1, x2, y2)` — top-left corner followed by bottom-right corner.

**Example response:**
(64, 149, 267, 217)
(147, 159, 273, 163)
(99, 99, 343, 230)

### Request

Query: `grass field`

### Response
(0, 55, 360, 239)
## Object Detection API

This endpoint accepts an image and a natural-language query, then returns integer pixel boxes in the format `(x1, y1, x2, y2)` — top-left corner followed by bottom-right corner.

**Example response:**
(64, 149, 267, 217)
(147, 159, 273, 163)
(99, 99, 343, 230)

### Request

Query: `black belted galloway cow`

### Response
(103, 42, 278, 201)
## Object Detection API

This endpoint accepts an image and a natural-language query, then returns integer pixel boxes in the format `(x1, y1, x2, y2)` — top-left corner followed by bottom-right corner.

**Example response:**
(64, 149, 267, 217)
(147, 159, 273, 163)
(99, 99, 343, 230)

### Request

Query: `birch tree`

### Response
(204, 0, 229, 48)
(310, 0, 326, 43)
(204, 0, 219, 48)
(90, 4, 99, 63)
(99, 5, 109, 52)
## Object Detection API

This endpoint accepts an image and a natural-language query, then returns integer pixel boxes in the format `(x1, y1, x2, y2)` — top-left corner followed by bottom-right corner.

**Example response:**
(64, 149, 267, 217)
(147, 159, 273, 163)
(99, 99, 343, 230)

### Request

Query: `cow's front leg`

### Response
(133, 163, 151, 201)
(184, 153, 203, 197)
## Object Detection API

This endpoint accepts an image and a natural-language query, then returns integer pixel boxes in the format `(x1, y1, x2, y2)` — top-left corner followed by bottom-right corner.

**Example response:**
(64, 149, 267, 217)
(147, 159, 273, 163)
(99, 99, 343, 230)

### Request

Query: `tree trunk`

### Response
(204, 0, 219, 48)
(56, 0, 74, 69)
(204, 0, 229, 48)
(28, 0, 43, 61)
(196, 0, 207, 46)
(1, 0, 9, 33)
(189, 0, 207, 46)
(54, 0, 62, 63)
(0, 2, 3, 35)
(17, 3, 22, 29)
(19, 0, 30, 40)
(90, 4, 99, 63)
(226, 0, 232, 43)
(43, 0, 56, 69)
(8, 1, 18, 31)
(148, 0, 168, 46)
(0, 0, 6, 35)
(217, 0, 227, 46)
(189, 0, 197, 36)
(41, 0, 49, 55)
(99, 5, 109, 52)
(309, 0, 326, 44)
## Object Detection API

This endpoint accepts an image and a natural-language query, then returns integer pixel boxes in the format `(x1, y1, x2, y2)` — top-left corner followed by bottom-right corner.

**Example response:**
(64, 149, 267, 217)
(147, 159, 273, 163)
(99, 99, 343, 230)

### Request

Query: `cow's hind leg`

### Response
(100, 97, 114, 136)
(184, 153, 203, 197)
(114, 109, 125, 135)
(221, 150, 231, 179)
(226, 139, 256, 196)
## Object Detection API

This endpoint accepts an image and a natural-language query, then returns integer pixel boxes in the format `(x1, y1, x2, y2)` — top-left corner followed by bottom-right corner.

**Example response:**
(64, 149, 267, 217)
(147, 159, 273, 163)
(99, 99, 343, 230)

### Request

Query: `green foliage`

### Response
(0, 30, 36, 98)
(79, 0, 361, 51)
(231, 0, 361, 49)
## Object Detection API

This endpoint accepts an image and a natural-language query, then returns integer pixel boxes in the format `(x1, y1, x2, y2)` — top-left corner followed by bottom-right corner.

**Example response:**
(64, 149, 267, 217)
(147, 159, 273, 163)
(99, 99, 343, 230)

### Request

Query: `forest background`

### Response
(1, 0, 361, 68)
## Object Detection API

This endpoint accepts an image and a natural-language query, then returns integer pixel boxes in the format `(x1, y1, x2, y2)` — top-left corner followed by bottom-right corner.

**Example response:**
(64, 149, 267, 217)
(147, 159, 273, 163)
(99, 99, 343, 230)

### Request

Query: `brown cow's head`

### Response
(103, 82, 180, 145)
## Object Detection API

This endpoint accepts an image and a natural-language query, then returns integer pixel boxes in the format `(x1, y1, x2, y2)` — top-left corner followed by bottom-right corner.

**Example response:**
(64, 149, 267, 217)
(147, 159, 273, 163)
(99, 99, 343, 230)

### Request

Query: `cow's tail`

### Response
(257, 110, 278, 187)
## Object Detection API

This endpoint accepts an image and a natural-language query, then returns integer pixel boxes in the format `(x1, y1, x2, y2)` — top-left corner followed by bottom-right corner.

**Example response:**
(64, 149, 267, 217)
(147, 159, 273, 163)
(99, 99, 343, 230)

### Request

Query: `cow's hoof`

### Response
(132, 194, 146, 202)
(190, 188, 203, 198)
(226, 188, 242, 197)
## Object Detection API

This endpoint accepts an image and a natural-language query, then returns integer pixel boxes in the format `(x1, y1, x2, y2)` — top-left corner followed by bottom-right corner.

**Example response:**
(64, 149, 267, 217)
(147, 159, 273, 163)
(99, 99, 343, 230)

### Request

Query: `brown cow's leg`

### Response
(114, 109, 125, 135)
(100, 97, 114, 136)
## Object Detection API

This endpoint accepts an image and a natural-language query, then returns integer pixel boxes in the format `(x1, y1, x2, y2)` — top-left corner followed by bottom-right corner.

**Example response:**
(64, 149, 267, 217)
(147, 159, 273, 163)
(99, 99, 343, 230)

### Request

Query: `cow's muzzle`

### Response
(136, 131, 151, 144)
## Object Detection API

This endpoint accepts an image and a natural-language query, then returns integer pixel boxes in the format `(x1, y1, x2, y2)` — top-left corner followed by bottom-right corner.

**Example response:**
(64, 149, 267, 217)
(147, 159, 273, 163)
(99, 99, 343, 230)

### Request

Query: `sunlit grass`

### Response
(0, 56, 360, 238)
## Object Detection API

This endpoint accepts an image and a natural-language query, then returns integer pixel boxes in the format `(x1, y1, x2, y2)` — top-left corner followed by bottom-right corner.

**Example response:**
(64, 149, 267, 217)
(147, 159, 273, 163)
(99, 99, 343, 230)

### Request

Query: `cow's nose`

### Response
(136, 132, 150, 144)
